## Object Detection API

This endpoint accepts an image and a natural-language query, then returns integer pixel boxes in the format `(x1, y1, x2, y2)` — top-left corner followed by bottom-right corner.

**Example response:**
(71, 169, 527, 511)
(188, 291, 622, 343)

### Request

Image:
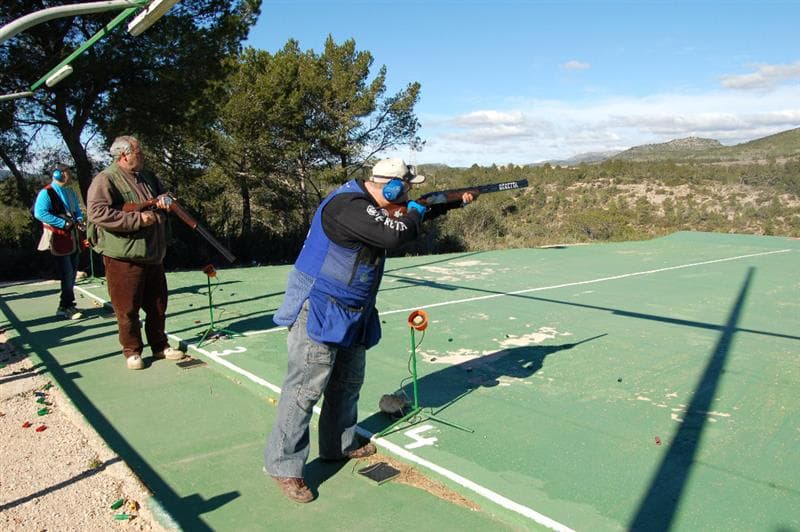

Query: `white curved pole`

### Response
(0, 1, 144, 44)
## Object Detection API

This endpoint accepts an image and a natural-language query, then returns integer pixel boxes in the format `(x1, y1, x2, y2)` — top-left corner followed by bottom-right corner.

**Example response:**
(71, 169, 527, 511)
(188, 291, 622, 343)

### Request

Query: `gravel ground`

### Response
(0, 331, 171, 531)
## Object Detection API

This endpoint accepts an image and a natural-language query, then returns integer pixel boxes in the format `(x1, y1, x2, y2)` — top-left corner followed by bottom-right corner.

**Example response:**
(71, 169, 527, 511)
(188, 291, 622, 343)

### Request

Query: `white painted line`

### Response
(242, 327, 286, 336)
(73, 286, 571, 529)
(366, 427, 575, 532)
(383, 249, 791, 316)
(75, 283, 287, 337)
(184, 334, 573, 530)
(174, 337, 286, 396)
(73, 248, 789, 531)
(241, 248, 791, 335)
(75, 285, 112, 306)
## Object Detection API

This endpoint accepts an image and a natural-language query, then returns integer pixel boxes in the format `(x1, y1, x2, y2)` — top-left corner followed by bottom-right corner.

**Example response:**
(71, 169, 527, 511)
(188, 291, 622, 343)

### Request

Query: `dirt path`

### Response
(0, 330, 171, 531)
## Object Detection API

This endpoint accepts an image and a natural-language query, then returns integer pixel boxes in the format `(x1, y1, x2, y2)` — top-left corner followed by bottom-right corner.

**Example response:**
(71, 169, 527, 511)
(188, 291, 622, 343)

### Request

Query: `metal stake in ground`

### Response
(196, 264, 242, 348)
(377, 309, 473, 437)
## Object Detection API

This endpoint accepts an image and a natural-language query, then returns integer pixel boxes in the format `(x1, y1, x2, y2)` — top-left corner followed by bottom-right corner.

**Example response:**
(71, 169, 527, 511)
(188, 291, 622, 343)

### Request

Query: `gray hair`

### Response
(109, 135, 139, 161)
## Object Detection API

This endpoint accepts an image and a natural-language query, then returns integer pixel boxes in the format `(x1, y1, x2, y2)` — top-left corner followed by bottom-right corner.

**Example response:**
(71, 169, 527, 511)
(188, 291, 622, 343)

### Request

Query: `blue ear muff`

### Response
(382, 178, 405, 202)
(52, 169, 63, 182)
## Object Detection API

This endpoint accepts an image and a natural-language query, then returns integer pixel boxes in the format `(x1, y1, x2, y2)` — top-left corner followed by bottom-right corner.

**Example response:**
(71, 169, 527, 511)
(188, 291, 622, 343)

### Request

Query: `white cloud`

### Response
(443, 111, 555, 143)
(560, 60, 591, 71)
(450, 110, 525, 128)
(720, 62, 800, 90)
(415, 85, 800, 166)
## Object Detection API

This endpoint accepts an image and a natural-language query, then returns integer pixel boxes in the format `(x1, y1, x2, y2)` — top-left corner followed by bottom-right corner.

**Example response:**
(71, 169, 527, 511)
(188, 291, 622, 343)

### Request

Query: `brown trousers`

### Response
(104, 256, 169, 358)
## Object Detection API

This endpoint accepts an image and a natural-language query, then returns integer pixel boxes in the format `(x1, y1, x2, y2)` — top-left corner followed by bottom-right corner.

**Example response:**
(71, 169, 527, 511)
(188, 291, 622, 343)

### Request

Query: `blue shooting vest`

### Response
(273, 180, 384, 349)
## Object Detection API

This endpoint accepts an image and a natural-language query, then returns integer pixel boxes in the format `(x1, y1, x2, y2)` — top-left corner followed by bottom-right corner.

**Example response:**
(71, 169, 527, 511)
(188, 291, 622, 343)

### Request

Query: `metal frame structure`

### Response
(1, 0, 180, 101)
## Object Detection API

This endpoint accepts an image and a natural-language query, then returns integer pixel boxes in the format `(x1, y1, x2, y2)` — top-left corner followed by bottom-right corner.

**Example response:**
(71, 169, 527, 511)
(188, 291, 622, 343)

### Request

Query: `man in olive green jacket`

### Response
(87, 135, 185, 370)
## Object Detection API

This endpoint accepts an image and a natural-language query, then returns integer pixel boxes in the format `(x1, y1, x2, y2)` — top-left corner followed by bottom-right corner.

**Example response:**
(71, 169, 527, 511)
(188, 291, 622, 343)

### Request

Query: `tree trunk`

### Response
(60, 129, 94, 203)
(0, 147, 27, 203)
(239, 174, 252, 262)
(297, 159, 310, 226)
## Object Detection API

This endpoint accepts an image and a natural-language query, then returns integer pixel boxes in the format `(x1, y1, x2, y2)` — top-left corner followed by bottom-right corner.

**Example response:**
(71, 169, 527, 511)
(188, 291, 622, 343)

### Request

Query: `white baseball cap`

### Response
(370, 158, 425, 184)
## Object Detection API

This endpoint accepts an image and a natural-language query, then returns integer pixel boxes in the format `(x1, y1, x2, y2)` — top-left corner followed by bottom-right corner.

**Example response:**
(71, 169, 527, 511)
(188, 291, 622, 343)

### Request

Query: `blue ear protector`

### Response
(382, 178, 405, 202)
(52, 169, 64, 182)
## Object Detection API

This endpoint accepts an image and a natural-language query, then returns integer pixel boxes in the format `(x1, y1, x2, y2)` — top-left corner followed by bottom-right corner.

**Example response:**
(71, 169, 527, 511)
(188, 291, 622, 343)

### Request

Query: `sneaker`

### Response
(126, 355, 144, 370)
(320, 442, 377, 461)
(270, 475, 314, 503)
(153, 347, 185, 360)
(56, 306, 82, 320)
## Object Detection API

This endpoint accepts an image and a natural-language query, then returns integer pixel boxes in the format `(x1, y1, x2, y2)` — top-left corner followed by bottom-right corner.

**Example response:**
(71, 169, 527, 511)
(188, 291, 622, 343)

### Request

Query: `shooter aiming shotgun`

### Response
(384, 179, 529, 218)
(122, 195, 236, 263)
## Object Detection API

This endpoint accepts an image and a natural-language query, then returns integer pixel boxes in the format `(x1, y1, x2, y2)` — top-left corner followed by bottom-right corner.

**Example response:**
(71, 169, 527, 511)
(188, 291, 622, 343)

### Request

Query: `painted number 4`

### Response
(404, 424, 438, 449)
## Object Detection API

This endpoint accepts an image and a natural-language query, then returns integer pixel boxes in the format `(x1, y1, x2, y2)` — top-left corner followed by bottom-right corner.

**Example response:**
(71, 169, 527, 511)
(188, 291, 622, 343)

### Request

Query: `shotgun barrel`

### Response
(122, 196, 236, 263)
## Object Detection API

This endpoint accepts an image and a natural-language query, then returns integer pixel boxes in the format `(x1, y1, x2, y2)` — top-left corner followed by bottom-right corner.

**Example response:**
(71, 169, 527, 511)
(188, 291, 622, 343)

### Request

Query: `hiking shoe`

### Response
(321, 442, 377, 461)
(270, 475, 314, 503)
(126, 355, 144, 370)
(345, 442, 377, 459)
(56, 306, 82, 320)
(153, 347, 185, 360)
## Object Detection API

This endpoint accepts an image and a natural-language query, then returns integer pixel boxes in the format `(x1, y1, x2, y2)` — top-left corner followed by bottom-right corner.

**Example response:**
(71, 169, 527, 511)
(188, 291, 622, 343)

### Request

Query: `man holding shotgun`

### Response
(264, 158, 477, 503)
(87, 135, 185, 370)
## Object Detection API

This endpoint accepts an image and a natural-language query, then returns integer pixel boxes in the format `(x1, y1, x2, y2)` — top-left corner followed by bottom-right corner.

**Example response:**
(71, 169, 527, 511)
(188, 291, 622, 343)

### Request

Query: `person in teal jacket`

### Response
(33, 164, 84, 320)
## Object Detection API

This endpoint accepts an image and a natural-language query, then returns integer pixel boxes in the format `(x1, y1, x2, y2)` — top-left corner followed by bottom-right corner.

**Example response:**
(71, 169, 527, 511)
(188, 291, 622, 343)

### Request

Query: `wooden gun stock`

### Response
(122, 196, 236, 263)
(385, 179, 528, 219)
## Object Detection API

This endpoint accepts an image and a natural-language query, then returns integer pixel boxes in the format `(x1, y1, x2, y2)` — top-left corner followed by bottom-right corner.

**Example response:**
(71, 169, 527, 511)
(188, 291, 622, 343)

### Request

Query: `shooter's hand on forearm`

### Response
(407, 200, 427, 221)
(155, 194, 173, 210)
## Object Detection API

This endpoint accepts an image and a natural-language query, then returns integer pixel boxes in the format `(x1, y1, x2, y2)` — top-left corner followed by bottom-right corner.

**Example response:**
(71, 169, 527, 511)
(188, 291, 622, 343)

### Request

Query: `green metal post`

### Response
(377, 316, 473, 437)
(197, 271, 241, 348)
(30, 6, 143, 91)
(410, 327, 419, 409)
(206, 274, 215, 328)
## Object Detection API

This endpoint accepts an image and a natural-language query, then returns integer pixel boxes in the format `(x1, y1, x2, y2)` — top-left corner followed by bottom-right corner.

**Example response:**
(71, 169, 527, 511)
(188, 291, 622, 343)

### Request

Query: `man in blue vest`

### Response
(33, 164, 85, 320)
(264, 158, 476, 503)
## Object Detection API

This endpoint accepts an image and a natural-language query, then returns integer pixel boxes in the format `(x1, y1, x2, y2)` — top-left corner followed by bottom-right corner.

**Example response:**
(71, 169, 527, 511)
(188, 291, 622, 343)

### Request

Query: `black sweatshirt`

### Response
(321, 180, 461, 252)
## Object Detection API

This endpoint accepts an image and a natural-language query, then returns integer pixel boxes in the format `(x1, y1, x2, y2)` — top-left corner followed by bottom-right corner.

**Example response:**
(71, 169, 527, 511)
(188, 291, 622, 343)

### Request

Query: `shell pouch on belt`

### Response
(305, 277, 381, 349)
(41, 224, 77, 256)
(306, 280, 365, 348)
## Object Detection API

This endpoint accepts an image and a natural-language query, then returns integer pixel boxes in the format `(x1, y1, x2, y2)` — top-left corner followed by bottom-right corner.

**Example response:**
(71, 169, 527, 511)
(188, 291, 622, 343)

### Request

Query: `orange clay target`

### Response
(408, 309, 428, 331)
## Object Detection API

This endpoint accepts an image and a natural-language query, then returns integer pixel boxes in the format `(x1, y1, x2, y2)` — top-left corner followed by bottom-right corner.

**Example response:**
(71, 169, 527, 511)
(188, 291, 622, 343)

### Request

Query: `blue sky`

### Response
(246, 1, 800, 166)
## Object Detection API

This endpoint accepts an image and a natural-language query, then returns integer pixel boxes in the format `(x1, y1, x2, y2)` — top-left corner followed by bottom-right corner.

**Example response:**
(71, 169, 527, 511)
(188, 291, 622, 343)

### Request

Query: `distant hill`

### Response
(609, 127, 800, 163)
(700, 127, 800, 162)
(613, 137, 722, 161)
(420, 127, 800, 168)
(546, 150, 622, 166)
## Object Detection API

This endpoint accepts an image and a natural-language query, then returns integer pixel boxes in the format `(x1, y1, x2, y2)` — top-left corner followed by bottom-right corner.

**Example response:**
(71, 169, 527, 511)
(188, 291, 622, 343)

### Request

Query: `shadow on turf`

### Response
(0, 297, 239, 531)
(629, 267, 753, 531)
(170, 279, 241, 296)
(0, 287, 62, 301)
(383, 273, 800, 343)
(359, 333, 607, 435)
(0, 457, 123, 512)
(303, 459, 350, 496)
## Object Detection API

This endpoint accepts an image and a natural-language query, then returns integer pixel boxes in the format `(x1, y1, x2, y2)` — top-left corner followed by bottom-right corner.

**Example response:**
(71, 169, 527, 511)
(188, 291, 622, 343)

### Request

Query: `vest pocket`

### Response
(306, 290, 364, 348)
(46, 226, 77, 256)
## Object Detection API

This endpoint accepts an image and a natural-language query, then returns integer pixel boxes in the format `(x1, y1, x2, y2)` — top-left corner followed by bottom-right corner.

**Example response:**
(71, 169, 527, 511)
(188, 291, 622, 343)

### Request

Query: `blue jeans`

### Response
(54, 251, 80, 309)
(265, 301, 366, 478)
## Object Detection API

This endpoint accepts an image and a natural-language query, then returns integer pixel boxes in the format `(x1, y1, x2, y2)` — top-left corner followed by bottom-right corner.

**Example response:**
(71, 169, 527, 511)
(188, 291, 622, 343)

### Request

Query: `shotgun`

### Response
(122, 196, 236, 264)
(385, 179, 528, 218)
